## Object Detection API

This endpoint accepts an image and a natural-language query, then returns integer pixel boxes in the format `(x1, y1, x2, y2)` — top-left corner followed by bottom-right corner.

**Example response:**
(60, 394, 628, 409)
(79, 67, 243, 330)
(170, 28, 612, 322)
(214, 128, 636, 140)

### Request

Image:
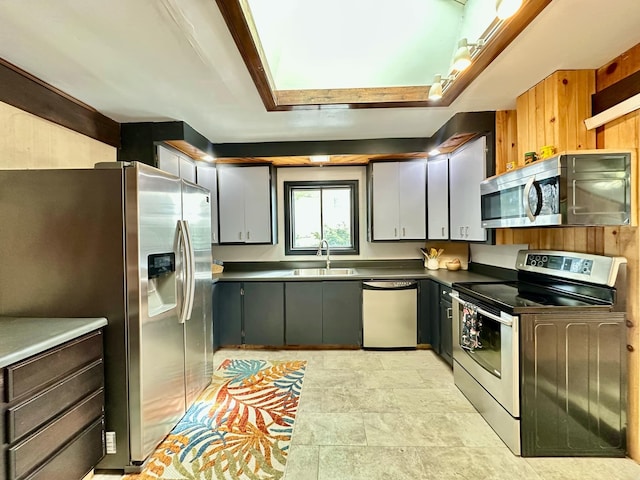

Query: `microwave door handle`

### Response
(523, 177, 543, 222)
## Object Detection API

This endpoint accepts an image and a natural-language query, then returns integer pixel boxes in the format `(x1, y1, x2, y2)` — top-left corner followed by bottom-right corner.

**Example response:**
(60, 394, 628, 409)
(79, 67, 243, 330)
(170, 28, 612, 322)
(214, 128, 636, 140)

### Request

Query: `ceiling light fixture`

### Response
(451, 38, 484, 72)
(496, 0, 523, 19)
(428, 74, 455, 102)
(310, 155, 330, 163)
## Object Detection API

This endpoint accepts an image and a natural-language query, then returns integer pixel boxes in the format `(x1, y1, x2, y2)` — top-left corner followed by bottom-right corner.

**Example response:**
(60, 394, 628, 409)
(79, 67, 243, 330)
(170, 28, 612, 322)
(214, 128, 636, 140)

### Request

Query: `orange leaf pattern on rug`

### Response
(123, 359, 306, 480)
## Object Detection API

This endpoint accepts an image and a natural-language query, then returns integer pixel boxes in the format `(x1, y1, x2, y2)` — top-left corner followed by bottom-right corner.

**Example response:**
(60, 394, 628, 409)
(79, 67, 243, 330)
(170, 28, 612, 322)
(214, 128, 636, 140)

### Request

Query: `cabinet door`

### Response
(418, 280, 440, 348)
(179, 156, 196, 182)
(285, 282, 323, 345)
(196, 166, 219, 243)
(243, 282, 284, 346)
(242, 166, 272, 243)
(439, 289, 453, 367)
(398, 160, 426, 239)
(157, 145, 180, 177)
(217, 167, 246, 243)
(427, 155, 449, 239)
(322, 281, 361, 345)
(449, 136, 487, 241)
(371, 162, 400, 240)
(214, 282, 242, 345)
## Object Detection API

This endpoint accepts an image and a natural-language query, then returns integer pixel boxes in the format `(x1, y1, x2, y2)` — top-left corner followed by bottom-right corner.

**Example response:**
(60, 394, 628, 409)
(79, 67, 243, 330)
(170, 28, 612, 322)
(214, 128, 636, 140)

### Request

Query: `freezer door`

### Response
(126, 164, 185, 463)
(181, 181, 214, 407)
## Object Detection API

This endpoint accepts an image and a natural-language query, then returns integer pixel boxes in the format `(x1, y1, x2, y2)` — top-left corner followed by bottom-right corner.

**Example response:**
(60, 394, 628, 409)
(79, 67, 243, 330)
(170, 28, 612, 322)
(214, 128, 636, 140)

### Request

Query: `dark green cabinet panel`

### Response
(439, 285, 453, 367)
(322, 281, 361, 345)
(285, 282, 323, 345)
(214, 282, 242, 345)
(243, 283, 285, 346)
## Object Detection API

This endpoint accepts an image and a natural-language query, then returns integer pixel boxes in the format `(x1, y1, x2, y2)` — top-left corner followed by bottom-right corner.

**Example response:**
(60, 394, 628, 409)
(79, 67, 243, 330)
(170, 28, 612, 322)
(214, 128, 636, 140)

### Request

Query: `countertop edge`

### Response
(213, 268, 502, 287)
(0, 317, 108, 369)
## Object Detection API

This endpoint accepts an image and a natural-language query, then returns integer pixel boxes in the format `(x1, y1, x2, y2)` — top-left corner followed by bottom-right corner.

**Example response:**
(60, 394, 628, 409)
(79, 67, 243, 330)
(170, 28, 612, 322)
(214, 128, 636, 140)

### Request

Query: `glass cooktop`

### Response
(453, 281, 607, 312)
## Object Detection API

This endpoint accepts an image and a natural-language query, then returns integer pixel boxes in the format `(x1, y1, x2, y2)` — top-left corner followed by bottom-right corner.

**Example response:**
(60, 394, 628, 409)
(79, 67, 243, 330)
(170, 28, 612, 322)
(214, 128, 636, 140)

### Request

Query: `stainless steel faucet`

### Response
(317, 239, 330, 269)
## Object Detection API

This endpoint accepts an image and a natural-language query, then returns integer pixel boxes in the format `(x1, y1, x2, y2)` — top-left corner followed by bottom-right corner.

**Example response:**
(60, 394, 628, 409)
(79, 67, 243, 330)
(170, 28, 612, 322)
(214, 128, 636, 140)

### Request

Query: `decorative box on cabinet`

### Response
(368, 160, 426, 241)
(217, 165, 277, 244)
(1, 331, 105, 480)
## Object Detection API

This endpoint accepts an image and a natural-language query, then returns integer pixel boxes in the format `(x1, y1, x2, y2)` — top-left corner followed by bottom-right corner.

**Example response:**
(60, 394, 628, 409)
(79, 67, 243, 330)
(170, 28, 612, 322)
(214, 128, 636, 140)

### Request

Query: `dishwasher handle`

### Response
(362, 280, 417, 290)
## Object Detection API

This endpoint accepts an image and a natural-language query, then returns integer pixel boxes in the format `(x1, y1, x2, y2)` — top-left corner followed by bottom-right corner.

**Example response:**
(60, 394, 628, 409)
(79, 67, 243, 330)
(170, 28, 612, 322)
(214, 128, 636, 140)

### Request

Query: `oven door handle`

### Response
(449, 293, 513, 327)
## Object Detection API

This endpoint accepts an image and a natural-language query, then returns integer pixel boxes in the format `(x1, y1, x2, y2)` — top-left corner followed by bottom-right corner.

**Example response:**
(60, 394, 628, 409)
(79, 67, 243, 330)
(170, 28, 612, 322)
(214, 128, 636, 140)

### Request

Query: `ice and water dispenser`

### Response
(147, 252, 177, 316)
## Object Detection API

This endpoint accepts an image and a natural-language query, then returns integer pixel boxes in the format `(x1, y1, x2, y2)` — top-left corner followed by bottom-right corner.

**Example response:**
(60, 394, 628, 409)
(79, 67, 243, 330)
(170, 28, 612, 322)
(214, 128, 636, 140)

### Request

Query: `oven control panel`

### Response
(525, 254, 593, 275)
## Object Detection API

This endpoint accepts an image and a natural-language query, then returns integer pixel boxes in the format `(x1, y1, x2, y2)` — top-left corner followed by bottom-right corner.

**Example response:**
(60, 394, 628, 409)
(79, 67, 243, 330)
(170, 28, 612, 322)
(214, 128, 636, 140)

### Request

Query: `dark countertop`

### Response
(214, 265, 501, 287)
(0, 316, 108, 368)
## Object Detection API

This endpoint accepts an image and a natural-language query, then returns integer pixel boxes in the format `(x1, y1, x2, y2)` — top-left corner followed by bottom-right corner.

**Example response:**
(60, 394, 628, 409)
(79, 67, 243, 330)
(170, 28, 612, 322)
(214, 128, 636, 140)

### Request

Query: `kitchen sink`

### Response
(292, 268, 356, 276)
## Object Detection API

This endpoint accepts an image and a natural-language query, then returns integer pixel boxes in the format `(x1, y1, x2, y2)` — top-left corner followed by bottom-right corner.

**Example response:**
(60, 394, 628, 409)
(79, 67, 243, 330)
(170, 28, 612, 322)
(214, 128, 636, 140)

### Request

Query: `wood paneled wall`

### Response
(0, 101, 116, 169)
(515, 70, 596, 162)
(495, 48, 640, 461)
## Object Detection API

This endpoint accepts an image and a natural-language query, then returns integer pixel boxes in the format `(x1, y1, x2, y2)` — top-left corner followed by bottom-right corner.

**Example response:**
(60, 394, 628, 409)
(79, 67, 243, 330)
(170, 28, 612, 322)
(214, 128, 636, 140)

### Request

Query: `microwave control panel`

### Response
(525, 253, 593, 275)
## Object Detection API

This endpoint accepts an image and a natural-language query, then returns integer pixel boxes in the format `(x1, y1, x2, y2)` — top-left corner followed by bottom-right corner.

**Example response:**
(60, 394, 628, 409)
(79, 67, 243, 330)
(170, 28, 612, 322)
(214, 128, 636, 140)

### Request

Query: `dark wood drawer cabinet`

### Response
(1, 331, 105, 480)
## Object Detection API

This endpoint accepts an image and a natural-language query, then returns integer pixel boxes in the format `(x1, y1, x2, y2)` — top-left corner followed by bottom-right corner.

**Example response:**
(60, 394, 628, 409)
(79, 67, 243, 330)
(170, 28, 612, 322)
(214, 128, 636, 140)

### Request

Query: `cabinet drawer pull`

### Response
(247, 231, 250, 240)
(402, 227, 406, 236)
(394, 227, 397, 237)
(239, 231, 243, 240)
(441, 227, 445, 236)
(465, 226, 469, 237)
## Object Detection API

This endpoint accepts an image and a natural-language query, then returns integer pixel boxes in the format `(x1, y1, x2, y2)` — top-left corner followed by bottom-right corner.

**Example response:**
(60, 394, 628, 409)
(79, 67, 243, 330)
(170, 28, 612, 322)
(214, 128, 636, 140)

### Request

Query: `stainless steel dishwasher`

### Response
(362, 280, 417, 349)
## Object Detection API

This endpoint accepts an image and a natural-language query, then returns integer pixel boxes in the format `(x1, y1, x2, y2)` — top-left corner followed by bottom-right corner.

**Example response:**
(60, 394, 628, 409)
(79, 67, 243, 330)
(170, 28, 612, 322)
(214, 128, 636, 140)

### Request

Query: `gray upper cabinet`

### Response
(157, 144, 196, 182)
(426, 154, 449, 240)
(369, 160, 426, 241)
(195, 165, 219, 244)
(448, 136, 487, 241)
(217, 165, 276, 244)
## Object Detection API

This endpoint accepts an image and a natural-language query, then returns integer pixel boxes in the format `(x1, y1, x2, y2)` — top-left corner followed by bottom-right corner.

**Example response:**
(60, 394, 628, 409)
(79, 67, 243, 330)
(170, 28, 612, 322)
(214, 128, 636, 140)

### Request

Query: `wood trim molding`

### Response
(0, 58, 120, 147)
(215, 0, 552, 111)
(592, 69, 640, 116)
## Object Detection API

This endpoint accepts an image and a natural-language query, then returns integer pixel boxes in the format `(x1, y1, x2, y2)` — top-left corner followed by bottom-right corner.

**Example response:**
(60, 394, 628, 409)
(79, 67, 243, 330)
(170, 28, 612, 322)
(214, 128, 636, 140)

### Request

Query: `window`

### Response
(284, 180, 359, 255)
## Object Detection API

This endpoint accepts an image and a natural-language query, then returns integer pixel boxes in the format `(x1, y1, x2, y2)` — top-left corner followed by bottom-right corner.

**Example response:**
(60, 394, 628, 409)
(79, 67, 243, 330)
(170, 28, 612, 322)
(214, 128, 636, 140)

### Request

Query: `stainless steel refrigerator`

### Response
(0, 162, 213, 471)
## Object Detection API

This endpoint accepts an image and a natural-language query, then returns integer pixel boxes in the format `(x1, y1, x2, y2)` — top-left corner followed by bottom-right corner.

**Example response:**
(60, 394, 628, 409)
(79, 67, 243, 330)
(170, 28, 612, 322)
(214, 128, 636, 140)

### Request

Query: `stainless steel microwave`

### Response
(480, 151, 631, 228)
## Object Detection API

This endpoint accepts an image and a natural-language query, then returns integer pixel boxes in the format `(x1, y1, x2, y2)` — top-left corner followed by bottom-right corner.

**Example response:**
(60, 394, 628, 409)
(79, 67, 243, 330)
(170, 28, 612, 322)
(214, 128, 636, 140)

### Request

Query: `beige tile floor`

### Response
(93, 348, 640, 480)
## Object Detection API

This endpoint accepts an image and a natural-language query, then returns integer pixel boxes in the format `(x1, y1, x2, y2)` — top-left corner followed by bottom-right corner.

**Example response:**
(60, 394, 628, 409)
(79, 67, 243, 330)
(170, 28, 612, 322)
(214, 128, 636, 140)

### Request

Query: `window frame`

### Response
(284, 180, 359, 256)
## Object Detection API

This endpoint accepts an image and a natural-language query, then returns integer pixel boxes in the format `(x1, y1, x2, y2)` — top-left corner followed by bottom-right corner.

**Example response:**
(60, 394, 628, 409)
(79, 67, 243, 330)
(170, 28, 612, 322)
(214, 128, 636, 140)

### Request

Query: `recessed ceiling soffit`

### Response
(215, 0, 551, 111)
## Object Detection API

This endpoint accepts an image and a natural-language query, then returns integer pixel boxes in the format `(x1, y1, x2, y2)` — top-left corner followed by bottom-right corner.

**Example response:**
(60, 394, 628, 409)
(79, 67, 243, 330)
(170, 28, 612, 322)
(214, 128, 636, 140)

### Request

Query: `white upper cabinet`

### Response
(448, 136, 487, 241)
(157, 144, 196, 182)
(217, 165, 275, 244)
(427, 154, 449, 240)
(195, 165, 219, 244)
(370, 160, 426, 241)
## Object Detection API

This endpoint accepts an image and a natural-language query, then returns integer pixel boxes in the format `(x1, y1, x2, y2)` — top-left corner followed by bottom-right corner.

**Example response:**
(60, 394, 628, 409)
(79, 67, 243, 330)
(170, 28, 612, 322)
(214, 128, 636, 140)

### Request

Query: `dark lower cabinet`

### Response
(322, 281, 361, 345)
(214, 281, 285, 346)
(418, 279, 452, 367)
(213, 282, 242, 346)
(439, 285, 453, 367)
(1, 331, 105, 480)
(243, 282, 284, 346)
(284, 281, 361, 346)
(285, 282, 323, 344)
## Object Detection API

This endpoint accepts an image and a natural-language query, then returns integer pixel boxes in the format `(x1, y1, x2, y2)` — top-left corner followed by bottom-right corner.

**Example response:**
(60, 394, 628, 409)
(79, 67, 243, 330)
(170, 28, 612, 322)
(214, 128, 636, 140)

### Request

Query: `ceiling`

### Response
(0, 0, 639, 146)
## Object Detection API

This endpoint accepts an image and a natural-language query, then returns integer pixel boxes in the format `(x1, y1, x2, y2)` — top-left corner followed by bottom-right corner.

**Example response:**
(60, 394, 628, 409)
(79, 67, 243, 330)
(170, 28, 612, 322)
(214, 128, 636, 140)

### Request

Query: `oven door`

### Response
(481, 165, 562, 228)
(451, 292, 519, 417)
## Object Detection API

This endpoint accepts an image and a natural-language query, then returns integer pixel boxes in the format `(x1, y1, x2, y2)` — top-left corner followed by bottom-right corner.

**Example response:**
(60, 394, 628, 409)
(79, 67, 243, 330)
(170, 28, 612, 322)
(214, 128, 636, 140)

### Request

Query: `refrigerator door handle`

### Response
(182, 220, 196, 321)
(177, 220, 192, 324)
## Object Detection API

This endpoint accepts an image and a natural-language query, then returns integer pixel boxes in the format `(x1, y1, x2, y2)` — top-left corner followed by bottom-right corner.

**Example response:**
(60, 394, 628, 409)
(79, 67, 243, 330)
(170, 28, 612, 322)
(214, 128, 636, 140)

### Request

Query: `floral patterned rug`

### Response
(124, 359, 307, 480)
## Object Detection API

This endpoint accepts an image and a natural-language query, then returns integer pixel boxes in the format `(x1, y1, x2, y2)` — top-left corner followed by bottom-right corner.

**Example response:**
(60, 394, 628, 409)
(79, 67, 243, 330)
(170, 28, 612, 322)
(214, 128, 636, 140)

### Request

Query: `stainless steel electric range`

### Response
(451, 250, 628, 457)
